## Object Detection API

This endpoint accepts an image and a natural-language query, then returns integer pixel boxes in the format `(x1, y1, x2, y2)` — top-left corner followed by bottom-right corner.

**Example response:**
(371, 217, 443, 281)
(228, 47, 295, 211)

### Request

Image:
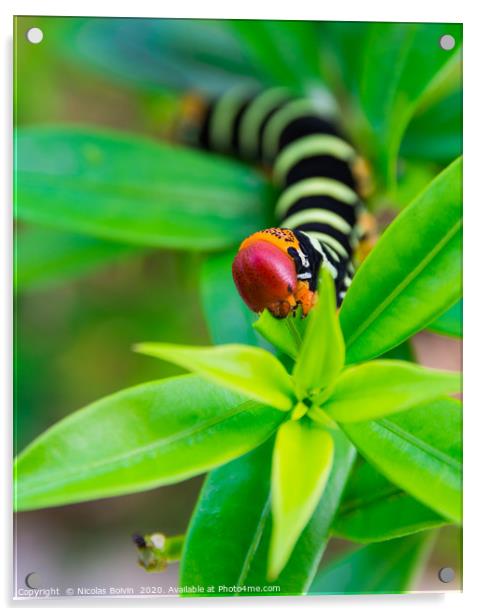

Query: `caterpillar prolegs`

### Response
(178, 87, 375, 318)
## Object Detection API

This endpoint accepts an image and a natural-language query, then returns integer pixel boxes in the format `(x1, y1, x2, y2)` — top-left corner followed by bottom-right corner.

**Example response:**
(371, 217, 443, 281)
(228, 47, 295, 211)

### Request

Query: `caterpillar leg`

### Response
(294, 280, 316, 316)
(267, 281, 315, 318)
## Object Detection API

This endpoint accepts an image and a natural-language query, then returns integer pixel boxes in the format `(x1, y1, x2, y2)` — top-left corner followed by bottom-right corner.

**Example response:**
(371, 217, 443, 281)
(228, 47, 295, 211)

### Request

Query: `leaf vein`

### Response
(346, 218, 461, 350)
(19, 400, 263, 497)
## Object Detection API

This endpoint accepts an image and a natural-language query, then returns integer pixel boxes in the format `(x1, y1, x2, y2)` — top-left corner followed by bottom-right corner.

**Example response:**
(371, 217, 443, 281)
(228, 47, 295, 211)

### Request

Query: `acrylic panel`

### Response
(13, 16, 462, 599)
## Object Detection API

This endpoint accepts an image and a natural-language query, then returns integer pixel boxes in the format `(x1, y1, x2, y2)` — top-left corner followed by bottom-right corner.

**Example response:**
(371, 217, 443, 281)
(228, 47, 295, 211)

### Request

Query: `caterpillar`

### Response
(178, 87, 375, 318)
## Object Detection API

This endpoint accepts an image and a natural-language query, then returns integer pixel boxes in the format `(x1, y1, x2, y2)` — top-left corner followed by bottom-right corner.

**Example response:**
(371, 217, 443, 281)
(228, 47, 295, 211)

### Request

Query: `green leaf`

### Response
(380, 339, 415, 362)
(135, 342, 295, 411)
(341, 397, 462, 523)
(200, 249, 260, 346)
(253, 307, 307, 360)
(230, 20, 323, 92)
(180, 437, 275, 596)
(332, 460, 446, 543)
(14, 375, 283, 511)
(293, 268, 345, 397)
(413, 49, 462, 113)
(15, 226, 141, 292)
(240, 430, 355, 594)
(358, 22, 462, 185)
(401, 89, 462, 164)
(15, 126, 273, 250)
(324, 360, 461, 423)
(427, 299, 462, 338)
(341, 157, 462, 364)
(181, 428, 355, 595)
(310, 532, 434, 594)
(269, 420, 334, 580)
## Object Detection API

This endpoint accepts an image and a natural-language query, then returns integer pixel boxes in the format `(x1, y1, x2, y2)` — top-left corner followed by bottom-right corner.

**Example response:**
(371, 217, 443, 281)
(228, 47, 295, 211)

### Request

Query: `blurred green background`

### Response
(15, 16, 216, 593)
(14, 16, 462, 593)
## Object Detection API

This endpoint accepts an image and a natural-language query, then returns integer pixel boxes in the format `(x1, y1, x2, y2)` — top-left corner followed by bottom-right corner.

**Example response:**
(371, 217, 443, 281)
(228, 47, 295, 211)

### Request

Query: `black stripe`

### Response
(282, 195, 357, 227)
(323, 246, 343, 271)
(293, 230, 322, 291)
(285, 155, 356, 190)
(198, 102, 215, 150)
(295, 223, 353, 256)
(278, 116, 341, 153)
(336, 264, 353, 306)
(294, 230, 346, 292)
(319, 244, 344, 281)
(231, 98, 255, 157)
(336, 277, 349, 306)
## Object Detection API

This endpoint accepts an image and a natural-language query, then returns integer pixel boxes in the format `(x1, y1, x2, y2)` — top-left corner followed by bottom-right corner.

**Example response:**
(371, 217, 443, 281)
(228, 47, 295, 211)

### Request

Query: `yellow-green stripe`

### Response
(210, 86, 254, 152)
(238, 87, 291, 158)
(281, 209, 352, 234)
(320, 242, 342, 263)
(273, 134, 356, 185)
(263, 99, 341, 160)
(275, 177, 358, 219)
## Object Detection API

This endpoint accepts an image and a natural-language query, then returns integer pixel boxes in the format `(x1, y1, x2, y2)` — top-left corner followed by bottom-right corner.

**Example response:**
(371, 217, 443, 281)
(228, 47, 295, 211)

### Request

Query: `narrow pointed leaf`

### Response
(310, 532, 434, 594)
(15, 127, 273, 250)
(293, 268, 345, 397)
(341, 397, 462, 523)
(269, 420, 334, 579)
(241, 430, 355, 594)
(253, 307, 307, 360)
(180, 438, 274, 595)
(324, 360, 461, 423)
(181, 428, 355, 595)
(341, 157, 462, 363)
(332, 460, 446, 543)
(14, 375, 284, 511)
(136, 342, 295, 411)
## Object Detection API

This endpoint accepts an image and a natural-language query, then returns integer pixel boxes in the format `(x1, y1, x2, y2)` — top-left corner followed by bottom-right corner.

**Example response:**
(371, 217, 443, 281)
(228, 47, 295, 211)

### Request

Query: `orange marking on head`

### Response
(240, 228, 300, 257)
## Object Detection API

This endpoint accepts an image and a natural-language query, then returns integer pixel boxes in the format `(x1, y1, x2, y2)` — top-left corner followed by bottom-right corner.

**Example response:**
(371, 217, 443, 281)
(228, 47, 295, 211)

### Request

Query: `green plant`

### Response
(14, 18, 462, 595)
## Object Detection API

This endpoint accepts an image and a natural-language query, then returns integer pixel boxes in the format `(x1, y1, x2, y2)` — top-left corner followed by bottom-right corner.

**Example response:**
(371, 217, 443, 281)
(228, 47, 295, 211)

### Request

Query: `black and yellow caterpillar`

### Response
(179, 87, 375, 318)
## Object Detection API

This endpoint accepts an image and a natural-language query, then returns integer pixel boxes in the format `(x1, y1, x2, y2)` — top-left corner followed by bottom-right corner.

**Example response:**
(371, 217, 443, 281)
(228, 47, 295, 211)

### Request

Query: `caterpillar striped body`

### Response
(179, 87, 375, 318)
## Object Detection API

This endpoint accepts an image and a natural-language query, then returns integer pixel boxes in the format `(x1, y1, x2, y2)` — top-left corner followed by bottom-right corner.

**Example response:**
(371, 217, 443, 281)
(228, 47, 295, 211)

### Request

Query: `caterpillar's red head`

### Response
(232, 228, 315, 318)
